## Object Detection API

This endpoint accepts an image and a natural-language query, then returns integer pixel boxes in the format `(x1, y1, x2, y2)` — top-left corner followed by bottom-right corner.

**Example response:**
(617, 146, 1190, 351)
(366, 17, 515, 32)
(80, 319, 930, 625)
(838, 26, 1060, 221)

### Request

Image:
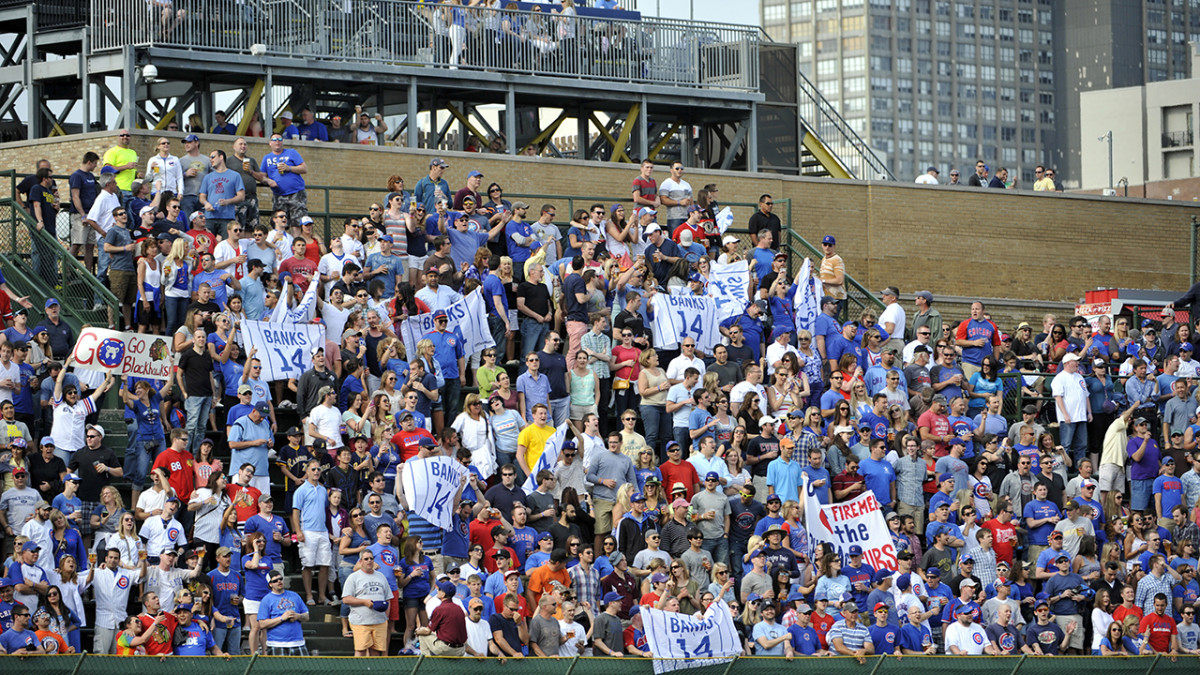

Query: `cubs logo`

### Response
(41, 636, 60, 653)
(97, 338, 126, 368)
(998, 632, 1016, 651)
(973, 482, 991, 499)
(921, 633, 931, 647)
(167, 527, 181, 541)
(380, 549, 396, 566)
(116, 575, 131, 589)
(972, 632, 984, 645)
(446, 337, 457, 346)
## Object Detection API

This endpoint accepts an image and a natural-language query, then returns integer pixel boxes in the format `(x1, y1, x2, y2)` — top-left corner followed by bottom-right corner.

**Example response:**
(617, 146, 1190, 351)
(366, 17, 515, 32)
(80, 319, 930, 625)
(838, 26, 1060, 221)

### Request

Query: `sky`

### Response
(650, 0, 759, 26)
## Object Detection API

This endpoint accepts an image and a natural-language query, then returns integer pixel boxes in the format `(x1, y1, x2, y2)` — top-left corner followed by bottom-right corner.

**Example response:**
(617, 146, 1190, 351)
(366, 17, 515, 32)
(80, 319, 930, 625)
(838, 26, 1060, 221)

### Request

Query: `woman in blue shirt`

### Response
(397, 535, 433, 652)
(967, 356, 1004, 414)
(241, 532, 272, 656)
(813, 553, 851, 605)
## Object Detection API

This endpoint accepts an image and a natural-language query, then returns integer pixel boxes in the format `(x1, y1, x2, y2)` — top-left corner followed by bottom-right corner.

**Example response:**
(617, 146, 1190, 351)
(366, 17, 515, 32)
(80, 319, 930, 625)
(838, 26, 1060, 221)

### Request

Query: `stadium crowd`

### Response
(2, 129, 1200, 661)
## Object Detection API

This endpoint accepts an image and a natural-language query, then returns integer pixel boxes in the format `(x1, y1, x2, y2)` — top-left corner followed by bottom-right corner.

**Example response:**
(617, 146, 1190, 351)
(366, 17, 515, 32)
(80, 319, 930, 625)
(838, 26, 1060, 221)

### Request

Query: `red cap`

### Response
(874, 603, 888, 613)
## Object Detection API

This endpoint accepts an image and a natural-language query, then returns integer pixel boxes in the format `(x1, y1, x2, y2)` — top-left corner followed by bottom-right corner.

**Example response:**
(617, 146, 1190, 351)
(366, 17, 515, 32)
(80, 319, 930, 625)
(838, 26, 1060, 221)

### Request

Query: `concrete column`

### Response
(407, 77, 418, 149)
(505, 85, 516, 156)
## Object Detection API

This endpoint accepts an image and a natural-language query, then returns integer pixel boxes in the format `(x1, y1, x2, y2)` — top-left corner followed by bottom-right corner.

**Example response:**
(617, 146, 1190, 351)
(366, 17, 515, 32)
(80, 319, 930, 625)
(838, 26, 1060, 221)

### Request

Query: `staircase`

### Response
(795, 69, 894, 181)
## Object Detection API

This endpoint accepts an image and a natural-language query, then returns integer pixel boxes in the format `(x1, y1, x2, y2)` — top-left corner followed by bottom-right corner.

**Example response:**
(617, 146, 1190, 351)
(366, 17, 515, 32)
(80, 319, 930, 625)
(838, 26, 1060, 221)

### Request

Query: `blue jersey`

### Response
(193, 269, 232, 308)
(367, 543, 400, 592)
(425, 329, 466, 379)
(209, 568, 244, 624)
(173, 619, 216, 655)
(788, 624, 822, 654)
(868, 623, 899, 654)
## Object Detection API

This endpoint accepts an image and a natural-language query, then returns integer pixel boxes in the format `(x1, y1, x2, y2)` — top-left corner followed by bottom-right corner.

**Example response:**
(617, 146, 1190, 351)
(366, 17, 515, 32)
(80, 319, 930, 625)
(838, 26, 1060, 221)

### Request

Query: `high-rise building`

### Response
(1053, 0, 1199, 188)
(762, 0, 1197, 188)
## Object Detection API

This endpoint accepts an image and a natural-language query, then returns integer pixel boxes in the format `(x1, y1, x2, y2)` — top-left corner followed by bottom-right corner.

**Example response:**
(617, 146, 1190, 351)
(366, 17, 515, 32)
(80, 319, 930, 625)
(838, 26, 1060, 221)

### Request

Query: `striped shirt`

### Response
(827, 618, 873, 652)
(406, 514, 443, 551)
(1135, 571, 1176, 617)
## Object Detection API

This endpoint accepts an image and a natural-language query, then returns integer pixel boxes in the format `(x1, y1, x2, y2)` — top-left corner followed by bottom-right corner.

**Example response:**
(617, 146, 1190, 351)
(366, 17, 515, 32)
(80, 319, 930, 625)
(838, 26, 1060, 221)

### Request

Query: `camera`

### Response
(1074, 585, 1095, 601)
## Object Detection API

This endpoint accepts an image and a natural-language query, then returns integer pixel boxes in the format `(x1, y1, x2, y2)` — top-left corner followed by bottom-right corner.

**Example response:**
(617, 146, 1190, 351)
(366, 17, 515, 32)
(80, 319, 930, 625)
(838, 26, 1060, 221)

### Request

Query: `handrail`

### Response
(0, 197, 120, 330)
(795, 68, 895, 181)
(89, 0, 761, 92)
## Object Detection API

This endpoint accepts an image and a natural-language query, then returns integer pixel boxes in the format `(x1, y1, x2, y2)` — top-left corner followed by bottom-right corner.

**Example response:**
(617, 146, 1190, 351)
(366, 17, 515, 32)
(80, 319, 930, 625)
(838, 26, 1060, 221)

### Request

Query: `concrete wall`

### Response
(3, 129, 1199, 314)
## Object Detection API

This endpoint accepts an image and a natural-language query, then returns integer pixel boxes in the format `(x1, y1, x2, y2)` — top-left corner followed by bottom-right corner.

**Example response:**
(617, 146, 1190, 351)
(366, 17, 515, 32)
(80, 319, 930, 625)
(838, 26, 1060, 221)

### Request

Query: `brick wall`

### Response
(3, 130, 1198, 315)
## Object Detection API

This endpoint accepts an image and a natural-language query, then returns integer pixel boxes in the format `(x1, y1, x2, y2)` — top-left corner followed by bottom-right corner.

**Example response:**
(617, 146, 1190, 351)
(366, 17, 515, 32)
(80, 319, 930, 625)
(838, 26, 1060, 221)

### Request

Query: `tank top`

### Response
(641, 368, 668, 406)
(163, 257, 191, 298)
(569, 369, 596, 406)
(139, 259, 162, 304)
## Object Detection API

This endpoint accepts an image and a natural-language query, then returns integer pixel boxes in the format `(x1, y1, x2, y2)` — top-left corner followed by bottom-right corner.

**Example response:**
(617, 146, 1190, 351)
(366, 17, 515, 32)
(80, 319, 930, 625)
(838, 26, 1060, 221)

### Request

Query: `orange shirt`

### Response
(527, 564, 571, 604)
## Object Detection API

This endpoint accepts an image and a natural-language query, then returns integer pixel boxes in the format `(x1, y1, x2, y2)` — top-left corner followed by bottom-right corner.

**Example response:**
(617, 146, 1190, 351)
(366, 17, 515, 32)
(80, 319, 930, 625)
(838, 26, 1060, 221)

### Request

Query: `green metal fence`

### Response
(18, 653, 1200, 675)
(0, 197, 119, 333)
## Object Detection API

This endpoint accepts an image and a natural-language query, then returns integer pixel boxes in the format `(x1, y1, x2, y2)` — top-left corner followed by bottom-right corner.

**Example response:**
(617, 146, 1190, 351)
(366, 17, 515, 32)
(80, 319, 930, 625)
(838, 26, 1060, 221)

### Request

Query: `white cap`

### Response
(644, 223, 661, 235)
(722, 235, 739, 246)
(139, 205, 155, 217)
(758, 415, 777, 426)
(1061, 353, 1081, 363)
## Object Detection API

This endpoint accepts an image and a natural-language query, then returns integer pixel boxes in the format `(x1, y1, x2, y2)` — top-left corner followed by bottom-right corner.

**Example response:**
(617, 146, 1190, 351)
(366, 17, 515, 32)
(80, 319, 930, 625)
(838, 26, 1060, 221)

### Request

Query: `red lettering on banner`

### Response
(72, 331, 101, 365)
(830, 494, 880, 521)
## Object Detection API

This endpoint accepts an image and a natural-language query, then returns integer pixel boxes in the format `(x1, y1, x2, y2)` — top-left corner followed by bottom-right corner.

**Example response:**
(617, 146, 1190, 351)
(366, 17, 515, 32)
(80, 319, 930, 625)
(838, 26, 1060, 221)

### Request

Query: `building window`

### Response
(764, 4, 786, 22)
(792, 0, 812, 18)
(843, 97, 866, 113)
(817, 59, 837, 76)
(844, 56, 866, 71)
(816, 0, 837, 12)
(842, 15, 865, 31)
(842, 36, 865, 50)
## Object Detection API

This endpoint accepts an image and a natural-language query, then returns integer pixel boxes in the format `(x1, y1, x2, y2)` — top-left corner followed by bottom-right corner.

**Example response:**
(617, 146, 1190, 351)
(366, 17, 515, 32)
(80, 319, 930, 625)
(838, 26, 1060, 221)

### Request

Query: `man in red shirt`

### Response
(278, 240, 318, 292)
(832, 456, 867, 502)
(136, 591, 176, 656)
(390, 411, 436, 461)
(917, 394, 952, 456)
(469, 507, 502, 552)
(1138, 594, 1178, 654)
(225, 462, 263, 525)
(152, 429, 195, 501)
(659, 441, 700, 500)
(981, 496, 1018, 566)
(416, 581, 467, 655)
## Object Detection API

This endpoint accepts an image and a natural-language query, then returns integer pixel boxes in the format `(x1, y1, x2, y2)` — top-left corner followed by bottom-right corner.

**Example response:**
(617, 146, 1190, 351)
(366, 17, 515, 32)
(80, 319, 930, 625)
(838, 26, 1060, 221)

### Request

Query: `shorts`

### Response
(594, 497, 615, 534)
(408, 255, 428, 272)
(569, 403, 597, 421)
(351, 622, 388, 651)
(299, 530, 333, 567)
(244, 599, 261, 616)
(402, 596, 424, 609)
(1055, 614, 1084, 650)
(268, 645, 310, 656)
(1098, 464, 1125, 492)
(388, 590, 400, 621)
(108, 269, 137, 304)
(71, 213, 98, 245)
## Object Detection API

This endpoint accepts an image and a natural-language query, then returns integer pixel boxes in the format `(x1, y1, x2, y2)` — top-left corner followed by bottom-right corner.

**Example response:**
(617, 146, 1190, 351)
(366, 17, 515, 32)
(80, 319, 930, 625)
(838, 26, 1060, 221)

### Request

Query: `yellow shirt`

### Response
(1033, 177, 1056, 192)
(102, 146, 139, 191)
(1099, 415, 1128, 468)
(518, 423, 557, 471)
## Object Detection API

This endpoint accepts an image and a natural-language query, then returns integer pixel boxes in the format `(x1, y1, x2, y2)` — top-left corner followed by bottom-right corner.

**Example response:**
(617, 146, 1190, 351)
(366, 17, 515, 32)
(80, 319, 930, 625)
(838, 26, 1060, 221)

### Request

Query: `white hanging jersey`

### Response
(650, 293, 720, 353)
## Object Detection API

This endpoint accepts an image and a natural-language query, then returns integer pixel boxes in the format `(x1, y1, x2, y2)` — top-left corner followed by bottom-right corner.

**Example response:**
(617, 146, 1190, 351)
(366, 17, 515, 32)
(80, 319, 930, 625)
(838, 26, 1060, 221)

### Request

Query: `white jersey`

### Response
(650, 293, 720, 353)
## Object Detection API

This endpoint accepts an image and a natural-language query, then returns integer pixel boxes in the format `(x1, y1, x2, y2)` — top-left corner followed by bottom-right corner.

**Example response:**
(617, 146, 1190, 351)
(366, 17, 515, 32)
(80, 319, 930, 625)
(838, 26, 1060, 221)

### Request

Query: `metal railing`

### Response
(796, 68, 895, 181)
(1162, 130, 1194, 148)
(782, 227, 884, 322)
(0, 0, 89, 28)
(89, 0, 760, 91)
(0, 195, 119, 332)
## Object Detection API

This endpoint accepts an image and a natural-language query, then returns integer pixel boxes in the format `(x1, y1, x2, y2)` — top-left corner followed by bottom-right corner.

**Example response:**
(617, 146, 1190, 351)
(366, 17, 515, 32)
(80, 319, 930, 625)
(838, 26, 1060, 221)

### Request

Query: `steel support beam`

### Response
(442, 102, 488, 148)
(746, 104, 758, 172)
(719, 123, 749, 172)
(407, 77, 418, 148)
(504, 85, 515, 155)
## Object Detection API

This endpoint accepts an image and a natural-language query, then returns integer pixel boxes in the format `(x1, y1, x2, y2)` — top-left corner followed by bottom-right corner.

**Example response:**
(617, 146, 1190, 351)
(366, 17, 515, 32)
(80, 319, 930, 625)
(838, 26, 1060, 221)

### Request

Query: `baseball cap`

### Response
(848, 545, 863, 556)
(190, 210, 204, 221)
(432, 309, 449, 320)
(927, 166, 939, 173)
(237, 384, 253, 395)
(722, 235, 739, 246)
(1062, 352, 1081, 363)
(628, 605, 641, 617)
(164, 496, 180, 504)
(253, 402, 269, 416)
(875, 602, 889, 613)
(926, 567, 941, 578)
(766, 493, 781, 503)
(960, 578, 978, 587)
(955, 604, 974, 615)
(1049, 530, 1063, 540)
(671, 498, 689, 509)
(285, 426, 302, 436)
(184, 133, 200, 141)
(881, 286, 898, 297)
(914, 290, 933, 302)
(65, 473, 81, 482)
(1162, 455, 1175, 465)
(99, 165, 117, 175)
(379, 234, 394, 243)
(759, 415, 777, 427)
(705, 471, 720, 482)
(20, 541, 39, 552)
(630, 491, 646, 502)
(602, 591, 623, 605)
(430, 158, 449, 168)
(938, 472, 955, 484)
(44, 298, 60, 309)
(299, 215, 314, 226)
(258, 493, 274, 504)
(822, 235, 836, 245)
(896, 574, 911, 591)
(643, 223, 661, 235)
(467, 170, 484, 178)
(651, 572, 669, 584)
(175, 602, 194, 612)
(873, 569, 893, 584)
(538, 532, 554, 541)
(437, 581, 456, 596)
